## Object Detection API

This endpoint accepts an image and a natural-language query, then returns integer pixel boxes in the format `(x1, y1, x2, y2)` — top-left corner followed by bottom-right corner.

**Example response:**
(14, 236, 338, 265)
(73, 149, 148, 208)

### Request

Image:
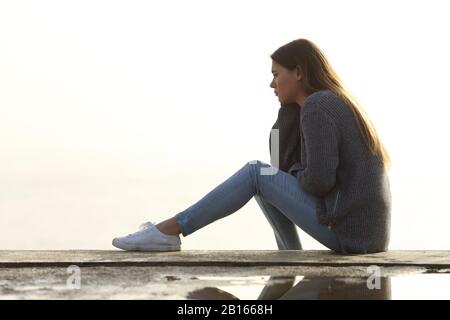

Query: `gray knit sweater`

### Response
(272, 90, 391, 254)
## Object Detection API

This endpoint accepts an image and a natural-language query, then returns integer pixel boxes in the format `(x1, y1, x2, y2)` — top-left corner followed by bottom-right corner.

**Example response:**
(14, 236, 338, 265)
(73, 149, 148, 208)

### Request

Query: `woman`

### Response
(112, 38, 392, 254)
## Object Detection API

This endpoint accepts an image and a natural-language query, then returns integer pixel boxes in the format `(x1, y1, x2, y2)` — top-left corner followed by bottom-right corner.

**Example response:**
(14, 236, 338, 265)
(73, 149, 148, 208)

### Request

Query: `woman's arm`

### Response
(295, 109, 340, 197)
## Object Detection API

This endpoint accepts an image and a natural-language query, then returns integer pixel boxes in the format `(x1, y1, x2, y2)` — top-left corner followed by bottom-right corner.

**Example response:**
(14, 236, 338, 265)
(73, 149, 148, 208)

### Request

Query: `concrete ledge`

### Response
(1, 250, 450, 299)
(1, 250, 450, 268)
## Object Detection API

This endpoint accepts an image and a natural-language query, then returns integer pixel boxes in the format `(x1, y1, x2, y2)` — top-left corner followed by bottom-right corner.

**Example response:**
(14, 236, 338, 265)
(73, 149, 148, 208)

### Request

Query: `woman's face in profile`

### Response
(270, 60, 302, 105)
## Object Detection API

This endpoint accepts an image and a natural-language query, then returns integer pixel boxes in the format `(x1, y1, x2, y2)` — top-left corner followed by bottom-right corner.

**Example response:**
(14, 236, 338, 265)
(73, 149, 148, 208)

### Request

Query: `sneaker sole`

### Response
(112, 239, 181, 252)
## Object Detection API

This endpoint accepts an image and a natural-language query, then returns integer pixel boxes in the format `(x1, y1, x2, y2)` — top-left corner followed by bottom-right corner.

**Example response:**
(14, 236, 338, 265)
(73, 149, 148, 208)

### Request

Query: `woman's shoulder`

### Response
(303, 89, 340, 108)
(302, 90, 347, 118)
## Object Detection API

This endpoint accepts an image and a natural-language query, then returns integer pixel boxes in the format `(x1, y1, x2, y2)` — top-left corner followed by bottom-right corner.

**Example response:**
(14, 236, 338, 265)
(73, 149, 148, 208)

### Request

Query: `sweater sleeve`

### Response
(287, 161, 304, 176)
(296, 110, 340, 197)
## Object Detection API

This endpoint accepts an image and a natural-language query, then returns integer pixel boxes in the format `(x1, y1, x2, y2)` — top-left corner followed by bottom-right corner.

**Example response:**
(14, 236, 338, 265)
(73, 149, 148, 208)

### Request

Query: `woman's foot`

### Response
(112, 221, 181, 251)
(156, 217, 182, 235)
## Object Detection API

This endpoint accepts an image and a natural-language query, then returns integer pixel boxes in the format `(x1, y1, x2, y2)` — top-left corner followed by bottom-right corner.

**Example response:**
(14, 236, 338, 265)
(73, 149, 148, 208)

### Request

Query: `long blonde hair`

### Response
(271, 38, 391, 171)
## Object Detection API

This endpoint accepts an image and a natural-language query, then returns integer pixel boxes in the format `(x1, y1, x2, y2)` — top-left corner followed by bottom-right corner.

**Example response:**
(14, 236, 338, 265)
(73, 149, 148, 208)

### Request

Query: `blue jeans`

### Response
(175, 160, 342, 252)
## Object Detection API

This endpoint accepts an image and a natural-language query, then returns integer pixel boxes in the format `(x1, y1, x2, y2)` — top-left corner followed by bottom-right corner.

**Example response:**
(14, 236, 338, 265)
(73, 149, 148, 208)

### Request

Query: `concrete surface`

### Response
(1, 250, 449, 299)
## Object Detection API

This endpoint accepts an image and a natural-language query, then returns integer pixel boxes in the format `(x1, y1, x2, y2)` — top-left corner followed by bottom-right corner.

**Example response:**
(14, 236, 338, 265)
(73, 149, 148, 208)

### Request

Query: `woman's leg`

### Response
(254, 194, 302, 250)
(174, 160, 341, 252)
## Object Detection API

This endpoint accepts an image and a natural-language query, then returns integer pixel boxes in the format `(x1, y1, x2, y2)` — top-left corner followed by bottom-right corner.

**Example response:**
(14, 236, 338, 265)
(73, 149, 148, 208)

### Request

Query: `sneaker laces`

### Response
(124, 221, 156, 237)
(139, 221, 156, 231)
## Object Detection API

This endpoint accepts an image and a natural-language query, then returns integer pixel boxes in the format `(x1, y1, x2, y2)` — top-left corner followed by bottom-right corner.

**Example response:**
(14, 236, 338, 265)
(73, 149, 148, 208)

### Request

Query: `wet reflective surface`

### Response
(1, 266, 450, 299)
(187, 276, 392, 300)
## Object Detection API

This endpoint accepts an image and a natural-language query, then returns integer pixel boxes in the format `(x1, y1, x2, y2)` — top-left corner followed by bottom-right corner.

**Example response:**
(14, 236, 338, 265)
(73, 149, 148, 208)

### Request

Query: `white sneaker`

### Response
(112, 221, 181, 251)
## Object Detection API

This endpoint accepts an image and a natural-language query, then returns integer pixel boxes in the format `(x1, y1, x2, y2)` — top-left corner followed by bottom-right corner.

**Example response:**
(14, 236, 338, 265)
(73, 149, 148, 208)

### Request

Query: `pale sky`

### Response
(1, 0, 449, 251)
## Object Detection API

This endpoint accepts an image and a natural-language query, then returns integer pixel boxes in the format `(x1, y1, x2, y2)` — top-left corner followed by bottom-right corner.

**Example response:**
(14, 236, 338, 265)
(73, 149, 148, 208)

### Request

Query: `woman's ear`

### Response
(295, 65, 303, 82)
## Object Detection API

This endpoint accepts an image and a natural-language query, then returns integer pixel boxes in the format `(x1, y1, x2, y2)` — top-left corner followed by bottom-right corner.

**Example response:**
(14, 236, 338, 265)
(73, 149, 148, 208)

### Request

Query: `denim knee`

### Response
(247, 159, 272, 169)
(247, 159, 262, 166)
(247, 159, 278, 177)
